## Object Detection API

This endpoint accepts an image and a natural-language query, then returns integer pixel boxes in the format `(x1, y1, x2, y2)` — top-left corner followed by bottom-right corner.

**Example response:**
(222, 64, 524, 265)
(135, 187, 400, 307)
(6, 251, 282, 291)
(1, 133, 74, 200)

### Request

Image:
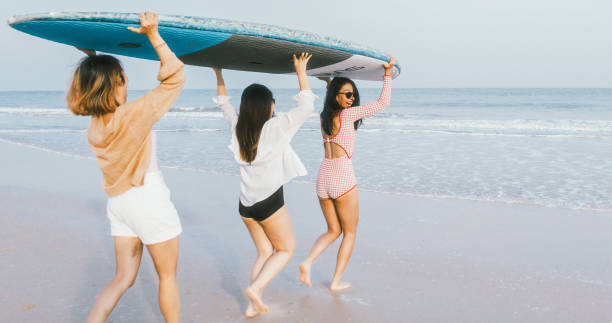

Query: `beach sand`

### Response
(2, 140, 612, 322)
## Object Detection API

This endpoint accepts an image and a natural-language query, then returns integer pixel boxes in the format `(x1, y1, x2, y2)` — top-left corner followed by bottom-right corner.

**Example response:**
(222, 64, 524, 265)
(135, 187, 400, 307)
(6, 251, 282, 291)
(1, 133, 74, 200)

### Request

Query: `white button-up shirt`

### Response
(215, 90, 317, 206)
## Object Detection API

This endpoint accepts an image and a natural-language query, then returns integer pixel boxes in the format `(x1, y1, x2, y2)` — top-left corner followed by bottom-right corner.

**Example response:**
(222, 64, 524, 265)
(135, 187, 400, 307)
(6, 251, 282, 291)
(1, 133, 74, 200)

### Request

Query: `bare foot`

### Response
(245, 301, 258, 318)
(245, 286, 269, 316)
(299, 262, 312, 287)
(330, 281, 352, 292)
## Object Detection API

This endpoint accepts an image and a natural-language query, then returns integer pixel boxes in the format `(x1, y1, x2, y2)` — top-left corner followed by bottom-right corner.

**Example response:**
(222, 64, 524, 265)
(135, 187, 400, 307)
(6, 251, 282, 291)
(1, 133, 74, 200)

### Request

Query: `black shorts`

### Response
(239, 186, 284, 222)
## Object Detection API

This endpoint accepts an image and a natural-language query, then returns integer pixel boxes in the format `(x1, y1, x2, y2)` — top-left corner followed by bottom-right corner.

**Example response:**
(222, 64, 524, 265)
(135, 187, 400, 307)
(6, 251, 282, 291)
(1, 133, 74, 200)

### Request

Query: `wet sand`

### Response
(1, 140, 612, 322)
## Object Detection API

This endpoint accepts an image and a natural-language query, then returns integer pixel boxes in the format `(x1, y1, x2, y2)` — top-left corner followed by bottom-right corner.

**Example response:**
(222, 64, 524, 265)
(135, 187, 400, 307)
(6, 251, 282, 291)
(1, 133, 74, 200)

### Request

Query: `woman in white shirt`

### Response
(213, 53, 315, 317)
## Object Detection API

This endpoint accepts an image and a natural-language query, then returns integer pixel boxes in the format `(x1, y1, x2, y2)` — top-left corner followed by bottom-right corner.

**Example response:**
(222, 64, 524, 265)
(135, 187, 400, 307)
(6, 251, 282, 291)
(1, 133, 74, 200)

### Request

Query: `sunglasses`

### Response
(337, 92, 355, 99)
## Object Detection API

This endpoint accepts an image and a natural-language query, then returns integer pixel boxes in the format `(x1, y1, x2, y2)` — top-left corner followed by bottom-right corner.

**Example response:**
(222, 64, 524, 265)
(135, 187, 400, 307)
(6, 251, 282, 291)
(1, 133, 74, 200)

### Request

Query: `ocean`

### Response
(1, 87, 611, 211)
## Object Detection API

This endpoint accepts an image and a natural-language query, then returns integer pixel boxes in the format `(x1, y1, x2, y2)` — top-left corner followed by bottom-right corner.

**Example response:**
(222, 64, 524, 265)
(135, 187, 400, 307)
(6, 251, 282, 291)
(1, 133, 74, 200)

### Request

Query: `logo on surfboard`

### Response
(315, 66, 366, 77)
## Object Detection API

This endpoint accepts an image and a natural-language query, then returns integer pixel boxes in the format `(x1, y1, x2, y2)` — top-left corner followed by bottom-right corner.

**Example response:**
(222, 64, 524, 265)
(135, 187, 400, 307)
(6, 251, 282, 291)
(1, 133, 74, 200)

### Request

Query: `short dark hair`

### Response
(66, 55, 125, 116)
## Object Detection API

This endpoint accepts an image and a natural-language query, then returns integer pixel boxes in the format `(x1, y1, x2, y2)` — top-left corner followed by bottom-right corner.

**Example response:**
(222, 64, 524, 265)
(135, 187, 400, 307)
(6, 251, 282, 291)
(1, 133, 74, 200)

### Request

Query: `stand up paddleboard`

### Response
(8, 12, 400, 80)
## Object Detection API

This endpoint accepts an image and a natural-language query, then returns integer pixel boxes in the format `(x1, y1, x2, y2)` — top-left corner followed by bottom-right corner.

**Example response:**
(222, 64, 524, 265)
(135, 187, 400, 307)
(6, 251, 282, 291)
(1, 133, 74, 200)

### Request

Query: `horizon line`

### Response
(1, 87, 612, 92)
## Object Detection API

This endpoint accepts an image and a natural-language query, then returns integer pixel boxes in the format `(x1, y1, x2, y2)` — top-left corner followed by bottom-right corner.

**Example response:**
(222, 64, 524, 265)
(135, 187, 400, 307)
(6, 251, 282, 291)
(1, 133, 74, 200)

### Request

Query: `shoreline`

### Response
(2, 140, 612, 322)
(1, 137, 610, 214)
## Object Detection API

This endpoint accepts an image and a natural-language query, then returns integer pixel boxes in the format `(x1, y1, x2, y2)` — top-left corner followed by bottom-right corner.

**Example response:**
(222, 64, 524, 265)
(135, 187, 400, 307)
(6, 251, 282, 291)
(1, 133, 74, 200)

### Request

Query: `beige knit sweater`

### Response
(87, 54, 185, 196)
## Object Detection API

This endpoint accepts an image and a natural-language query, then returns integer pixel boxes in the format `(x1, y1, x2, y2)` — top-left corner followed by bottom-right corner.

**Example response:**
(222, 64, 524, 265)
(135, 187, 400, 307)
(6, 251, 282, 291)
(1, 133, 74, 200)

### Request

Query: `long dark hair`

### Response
(320, 77, 361, 136)
(235, 84, 275, 163)
(66, 55, 125, 116)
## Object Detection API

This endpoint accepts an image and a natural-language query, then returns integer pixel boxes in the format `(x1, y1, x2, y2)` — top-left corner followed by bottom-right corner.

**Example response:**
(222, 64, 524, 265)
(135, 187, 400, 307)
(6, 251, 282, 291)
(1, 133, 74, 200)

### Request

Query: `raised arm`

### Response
(345, 56, 395, 121)
(124, 12, 186, 123)
(215, 68, 227, 96)
(317, 76, 331, 90)
(268, 53, 316, 141)
(296, 53, 312, 91)
(76, 47, 96, 57)
(128, 12, 174, 66)
(212, 68, 238, 127)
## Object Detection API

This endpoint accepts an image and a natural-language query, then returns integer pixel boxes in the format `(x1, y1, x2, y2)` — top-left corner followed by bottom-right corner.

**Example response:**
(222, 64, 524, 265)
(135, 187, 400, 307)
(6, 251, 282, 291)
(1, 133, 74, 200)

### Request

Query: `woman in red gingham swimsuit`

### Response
(300, 56, 396, 291)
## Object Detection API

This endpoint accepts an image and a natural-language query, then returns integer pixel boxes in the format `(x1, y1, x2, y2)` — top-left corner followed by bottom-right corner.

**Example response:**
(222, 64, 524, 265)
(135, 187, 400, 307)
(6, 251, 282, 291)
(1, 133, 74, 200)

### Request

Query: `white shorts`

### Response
(106, 171, 182, 245)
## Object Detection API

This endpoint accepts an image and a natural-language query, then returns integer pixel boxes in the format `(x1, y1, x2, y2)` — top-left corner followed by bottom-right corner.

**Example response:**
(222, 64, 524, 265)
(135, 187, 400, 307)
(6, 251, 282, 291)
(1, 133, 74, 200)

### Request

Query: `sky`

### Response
(1, 0, 611, 90)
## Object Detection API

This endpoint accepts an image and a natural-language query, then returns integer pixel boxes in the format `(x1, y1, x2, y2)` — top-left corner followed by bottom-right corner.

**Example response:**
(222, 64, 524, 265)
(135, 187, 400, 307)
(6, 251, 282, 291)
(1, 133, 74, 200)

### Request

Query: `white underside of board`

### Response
(291, 54, 399, 81)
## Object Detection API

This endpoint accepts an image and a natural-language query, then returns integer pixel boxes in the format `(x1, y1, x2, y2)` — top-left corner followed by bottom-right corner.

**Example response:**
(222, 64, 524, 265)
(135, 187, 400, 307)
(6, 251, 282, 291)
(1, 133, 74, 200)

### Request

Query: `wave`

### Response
(365, 118, 612, 134)
(4, 126, 598, 139)
(155, 128, 221, 133)
(160, 109, 612, 136)
(1, 137, 610, 213)
(0, 128, 85, 134)
(391, 129, 611, 139)
(0, 128, 223, 134)
(3, 105, 612, 137)
(169, 106, 218, 112)
(1, 125, 609, 141)
(0, 107, 69, 115)
(164, 111, 223, 118)
(290, 178, 612, 213)
(0, 106, 323, 119)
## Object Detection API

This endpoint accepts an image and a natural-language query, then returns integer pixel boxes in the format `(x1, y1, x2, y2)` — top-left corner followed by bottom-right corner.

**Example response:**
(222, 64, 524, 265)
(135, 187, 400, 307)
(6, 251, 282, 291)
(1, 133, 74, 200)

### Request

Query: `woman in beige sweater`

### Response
(66, 12, 185, 323)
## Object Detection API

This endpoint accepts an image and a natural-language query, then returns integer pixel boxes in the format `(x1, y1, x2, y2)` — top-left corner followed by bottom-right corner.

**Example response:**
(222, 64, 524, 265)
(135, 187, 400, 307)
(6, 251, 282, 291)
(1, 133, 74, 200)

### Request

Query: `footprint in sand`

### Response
(22, 304, 36, 311)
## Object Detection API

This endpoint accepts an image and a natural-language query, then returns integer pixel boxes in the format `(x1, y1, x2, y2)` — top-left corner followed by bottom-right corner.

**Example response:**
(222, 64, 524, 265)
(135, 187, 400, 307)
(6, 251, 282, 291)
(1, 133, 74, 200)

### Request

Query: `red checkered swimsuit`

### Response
(316, 75, 392, 199)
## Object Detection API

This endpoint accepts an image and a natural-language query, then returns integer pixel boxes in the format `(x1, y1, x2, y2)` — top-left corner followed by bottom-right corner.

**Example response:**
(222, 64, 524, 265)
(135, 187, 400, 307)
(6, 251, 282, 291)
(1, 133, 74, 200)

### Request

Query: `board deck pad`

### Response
(8, 12, 400, 80)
